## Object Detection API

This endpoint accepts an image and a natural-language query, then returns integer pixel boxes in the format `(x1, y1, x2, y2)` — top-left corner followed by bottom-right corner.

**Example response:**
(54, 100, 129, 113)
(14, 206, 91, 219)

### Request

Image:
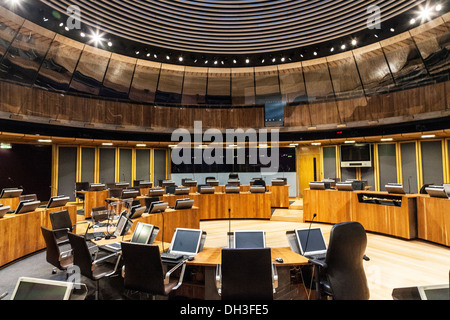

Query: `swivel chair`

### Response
(68, 232, 122, 300)
(49, 209, 89, 245)
(215, 248, 278, 300)
(40, 226, 73, 275)
(309, 221, 370, 300)
(121, 242, 186, 300)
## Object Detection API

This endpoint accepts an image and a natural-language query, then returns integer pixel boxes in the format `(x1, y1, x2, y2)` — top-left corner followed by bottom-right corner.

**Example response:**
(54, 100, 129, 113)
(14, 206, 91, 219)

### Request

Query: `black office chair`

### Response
(215, 248, 278, 300)
(121, 242, 186, 300)
(41, 226, 73, 275)
(68, 232, 121, 300)
(309, 221, 370, 300)
(49, 210, 89, 245)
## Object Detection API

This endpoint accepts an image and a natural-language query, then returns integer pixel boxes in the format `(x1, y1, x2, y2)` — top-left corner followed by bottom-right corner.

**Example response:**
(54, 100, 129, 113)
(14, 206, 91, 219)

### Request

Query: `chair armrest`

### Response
(0, 292, 8, 300)
(309, 258, 328, 269)
(92, 252, 122, 277)
(215, 264, 222, 295)
(272, 263, 278, 291)
(59, 249, 73, 261)
(52, 227, 71, 233)
(164, 260, 187, 290)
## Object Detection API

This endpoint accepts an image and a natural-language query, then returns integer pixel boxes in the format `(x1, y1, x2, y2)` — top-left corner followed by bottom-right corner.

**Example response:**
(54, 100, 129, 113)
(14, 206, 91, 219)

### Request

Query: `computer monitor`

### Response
(385, 184, 406, 195)
(249, 186, 266, 194)
(183, 180, 198, 187)
(11, 277, 74, 300)
(148, 188, 165, 197)
(233, 231, 266, 249)
(198, 185, 215, 194)
(169, 228, 203, 256)
(75, 182, 90, 192)
(272, 179, 287, 186)
(175, 199, 194, 210)
(130, 222, 158, 244)
(46, 196, 70, 209)
(128, 206, 147, 219)
(0, 206, 10, 218)
(295, 228, 328, 257)
(114, 213, 133, 237)
(121, 190, 140, 199)
(426, 186, 449, 198)
(417, 284, 450, 300)
(225, 185, 240, 194)
(174, 187, 190, 195)
(89, 184, 106, 191)
(115, 182, 130, 189)
(335, 182, 354, 191)
(139, 181, 153, 188)
(0, 188, 23, 199)
(162, 180, 176, 187)
(14, 200, 41, 214)
(149, 201, 168, 213)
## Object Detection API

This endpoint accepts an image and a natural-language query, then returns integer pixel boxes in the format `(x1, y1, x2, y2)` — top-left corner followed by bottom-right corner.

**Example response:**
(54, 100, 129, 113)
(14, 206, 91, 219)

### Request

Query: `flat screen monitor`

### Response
(184, 180, 198, 187)
(309, 182, 328, 190)
(148, 188, 165, 197)
(0, 206, 10, 218)
(75, 182, 90, 192)
(250, 186, 266, 194)
(174, 187, 190, 195)
(169, 228, 203, 256)
(89, 184, 105, 191)
(225, 185, 240, 194)
(417, 284, 449, 300)
(341, 144, 372, 168)
(175, 199, 194, 210)
(233, 231, 266, 249)
(128, 206, 147, 219)
(15, 200, 41, 214)
(149, 201, 168, 213)
(114, 213, 132, 237)
(47, 196, 70, 209)
(162, 180, 176, 187)
(115, 182, 130, 189)
(206, 180, 219, 186)
(130, 222, 157, 244)
(426, 186, 449, 199)
(198, 186, 215, 194)
(121, 190, 140, 199)
(385, 184, 406, 195)
(139, 181, 153, 188)
(272, 179, 287, 186)
(0, 188, 23, 199)
(335, 182, 354, 191)
(295, 228, 328, 256)
(11, 277, 73, 300)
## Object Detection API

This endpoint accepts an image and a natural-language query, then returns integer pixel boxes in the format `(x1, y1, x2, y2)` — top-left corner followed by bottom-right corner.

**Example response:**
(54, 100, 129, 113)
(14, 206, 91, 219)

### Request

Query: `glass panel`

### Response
(302, 58, 335, 102)
(0, 21, 54, 85)
(255, 66, 283, 125)
(35, 35, 84, 92)
(182, 66, 207, 105)
(0, 7, 24, 61)
(101, 53, 136, 99)
(70, 45, 111, 95)
(410, 18, 449, 77)
(231, 67, 255, 106)
(155, 64, 184, 104)
(327, 52, 364, 99)
(207, 68, 231, 105)
(278, 62, 307, 105)
(353, 43, 395, 95)
(381, 33, 429, 88)
(129, 60, 161, 103)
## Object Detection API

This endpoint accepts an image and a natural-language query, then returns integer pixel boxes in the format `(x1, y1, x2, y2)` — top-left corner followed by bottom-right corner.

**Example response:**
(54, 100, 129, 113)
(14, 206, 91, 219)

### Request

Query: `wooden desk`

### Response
(303, 188, 353, 223)
(0, 204, 77, 267)
(77, 190, 109, 218)
(352, 191, 417, 240)
(267, 185, 291, 208)
(0, 197, 21, 211)
(416, 195, 450, 246)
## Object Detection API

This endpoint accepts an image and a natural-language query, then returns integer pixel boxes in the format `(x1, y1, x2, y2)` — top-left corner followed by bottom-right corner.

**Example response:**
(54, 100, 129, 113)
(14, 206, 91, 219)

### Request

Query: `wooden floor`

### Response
(200, 198, 450, 300)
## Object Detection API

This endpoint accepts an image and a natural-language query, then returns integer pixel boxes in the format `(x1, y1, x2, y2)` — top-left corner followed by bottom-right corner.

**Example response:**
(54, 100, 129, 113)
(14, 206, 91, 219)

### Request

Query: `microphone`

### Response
(303, 213, 317, 256)
(228, 208, 231, 234)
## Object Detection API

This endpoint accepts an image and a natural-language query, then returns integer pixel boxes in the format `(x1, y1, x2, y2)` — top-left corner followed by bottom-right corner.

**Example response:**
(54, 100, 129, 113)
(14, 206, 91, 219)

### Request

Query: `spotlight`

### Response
(418, 5, 433, 22)
(435, 4, 442, 11)
(166, 55, 170, 60)
(214, 60, 218, 65)
(80, 32, 86, 38)
(330, 47, 335, 52)
(272, 58, 276, 63)
(351, 39, 357, 46)
(281, 57, 285, 62)
(233, 59, 237, 64)
(245, 58, 250, 64)
(313, 52, 317, 56)
(390, 28, 395, 32)
(410, 18, 416, 25)
(179, 56, 183, 62)
(341, 44, 346, 50)
(107, 41, 113, 47)
(88, 30, 105, 46)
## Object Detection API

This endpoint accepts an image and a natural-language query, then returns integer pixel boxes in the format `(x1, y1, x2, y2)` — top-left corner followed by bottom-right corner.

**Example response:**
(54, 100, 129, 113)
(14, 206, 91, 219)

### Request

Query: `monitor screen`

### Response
(47, 196, 70, 208)
(15, 201, 41, 214)
(234, 231, 266, 249)
(114, 214, 132, 237)
(130, 222, 154, 244)
(295, 228, 327, 255)
(12, 277, 73, 300)
(341, 144, 371, 162)
(170, 228, 203, 255)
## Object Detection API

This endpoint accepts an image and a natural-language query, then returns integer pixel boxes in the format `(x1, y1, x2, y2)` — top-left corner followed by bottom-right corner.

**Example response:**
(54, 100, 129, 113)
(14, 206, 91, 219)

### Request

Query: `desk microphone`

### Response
(303, 213, 317, 255)
(228, 208, 231, 234)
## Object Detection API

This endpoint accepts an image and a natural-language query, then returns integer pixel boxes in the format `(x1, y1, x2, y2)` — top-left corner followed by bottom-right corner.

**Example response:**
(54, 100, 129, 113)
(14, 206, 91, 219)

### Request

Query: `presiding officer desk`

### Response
(304, 188, 450, 245)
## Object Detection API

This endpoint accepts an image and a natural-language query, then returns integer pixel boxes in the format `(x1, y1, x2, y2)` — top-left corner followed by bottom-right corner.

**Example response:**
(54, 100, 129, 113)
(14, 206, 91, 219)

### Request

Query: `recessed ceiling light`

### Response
(351, 39, 357, 46)
(38, 139, 52, 143)
(107, 41, 113, 47)
(341, 44, 346, 50)
(313, 52, 317, 56)
(410, 18, 416, 25)
(381, 138, 393, 142)
(345, 141, 356, 144)
(102, 143, 113, 146)
(330, 47, 335, 52)
(136, 144, 147, 147)
(178, 56, 183, 62)
(390, 28, 395, 32)
(435, 4, 442, 11)
(312, 143, 322, 146)
(245, 58, 250, 64)
(421, 135, 436, 139)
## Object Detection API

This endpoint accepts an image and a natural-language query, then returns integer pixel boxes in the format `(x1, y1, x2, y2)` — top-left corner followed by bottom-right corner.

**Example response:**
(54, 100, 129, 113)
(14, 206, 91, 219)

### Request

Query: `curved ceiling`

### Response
(41, 0, 425, 54)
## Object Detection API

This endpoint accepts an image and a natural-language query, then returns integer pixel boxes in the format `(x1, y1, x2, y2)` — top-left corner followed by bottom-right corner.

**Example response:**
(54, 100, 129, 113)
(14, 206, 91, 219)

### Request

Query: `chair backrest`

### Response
(91, 206, 108, 223)
(252, 179, 266, 188)
(41, 226, 62, 268)
(68, 232, 93, 279)
(49, 210, 73, 232)
(221, 248, 274, 300)
(121, 242, 166, 295)
(109, 188, 122, 199)
(325, 221, 370, 300)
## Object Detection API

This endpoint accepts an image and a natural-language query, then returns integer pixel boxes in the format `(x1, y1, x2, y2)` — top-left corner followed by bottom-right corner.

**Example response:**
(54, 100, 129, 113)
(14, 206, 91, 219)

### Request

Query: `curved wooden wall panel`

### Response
(0, 7, 448, 131)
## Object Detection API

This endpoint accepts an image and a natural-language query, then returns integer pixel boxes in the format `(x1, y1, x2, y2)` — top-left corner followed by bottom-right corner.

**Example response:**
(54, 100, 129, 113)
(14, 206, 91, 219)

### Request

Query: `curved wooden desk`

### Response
(0, 197, 21, 211)
(0, 205, 78, 267)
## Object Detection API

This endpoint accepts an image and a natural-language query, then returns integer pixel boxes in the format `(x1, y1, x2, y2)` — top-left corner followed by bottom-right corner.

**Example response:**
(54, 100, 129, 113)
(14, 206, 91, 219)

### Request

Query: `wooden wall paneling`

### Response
(102, 53, 137, 98)
(284, 104, 311, 127)
(278, 62, 307, 105)
(231, 67, 255, 106)
(129, 60, 161, 103)
(156, 64, 185, 104)
(206, 68, 231, 105)
(0, 81, 33, 114)
(182, 66, 207, 105)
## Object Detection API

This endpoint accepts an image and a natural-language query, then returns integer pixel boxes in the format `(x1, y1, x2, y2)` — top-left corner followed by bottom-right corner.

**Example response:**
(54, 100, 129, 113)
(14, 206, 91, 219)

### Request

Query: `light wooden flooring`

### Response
(200, 198, 450, 300)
